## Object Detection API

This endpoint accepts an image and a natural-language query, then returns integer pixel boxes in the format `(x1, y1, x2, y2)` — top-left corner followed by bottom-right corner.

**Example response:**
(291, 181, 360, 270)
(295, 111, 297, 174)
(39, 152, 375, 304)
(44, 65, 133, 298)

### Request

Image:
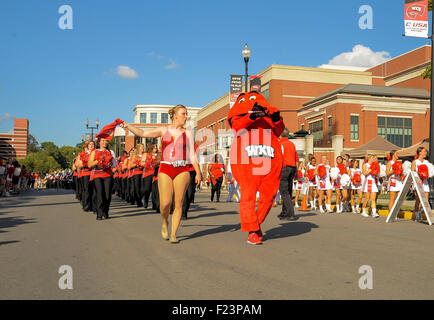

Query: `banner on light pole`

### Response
(249, 75, 262, 92)
(404, 0, 429, 38)
(229, 75, 243, 109)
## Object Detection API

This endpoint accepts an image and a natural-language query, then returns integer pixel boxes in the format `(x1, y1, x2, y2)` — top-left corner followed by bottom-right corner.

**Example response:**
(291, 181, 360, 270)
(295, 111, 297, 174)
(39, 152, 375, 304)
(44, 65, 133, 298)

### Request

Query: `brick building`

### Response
(196, 45, 432, 165)
(0, 118, 29, 160)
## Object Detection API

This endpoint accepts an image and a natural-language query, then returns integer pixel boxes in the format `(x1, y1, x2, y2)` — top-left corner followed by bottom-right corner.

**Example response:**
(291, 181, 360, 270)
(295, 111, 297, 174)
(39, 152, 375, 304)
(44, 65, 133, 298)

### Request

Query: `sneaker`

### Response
(294, 203, 299, 208)
(361, 212, 369, 217)
(257, 229, 263, 241)
(5, 192, 10, 197)
(247, 232, 262, 245)
(372, 212, 379, 218)
(319, 207, 325, 213)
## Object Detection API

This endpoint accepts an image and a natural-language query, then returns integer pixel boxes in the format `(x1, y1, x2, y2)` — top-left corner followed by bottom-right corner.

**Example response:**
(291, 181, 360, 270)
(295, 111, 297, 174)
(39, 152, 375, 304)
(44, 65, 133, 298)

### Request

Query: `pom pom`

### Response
(392, 161, 403, 176)
(370, 161, 380, 176)
(340, 173, 351, 187)
(428, 162, 434, 178)
(352, 173, 361, 185)
(337, 163, 347, 175)
(298, 170, 303, 180)
(307, 169, 316, 181)
(330, 167, 340, 180)
(318, 165, 327, 178)
(380, 164, 387, 178)
(403, 161, 412, 175)
(418, 164, 429, 181)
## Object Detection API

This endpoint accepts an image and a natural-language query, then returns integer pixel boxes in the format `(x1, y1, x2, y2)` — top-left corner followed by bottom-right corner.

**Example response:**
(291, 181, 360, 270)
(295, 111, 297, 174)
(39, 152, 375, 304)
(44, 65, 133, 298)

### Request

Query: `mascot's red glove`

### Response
(227, 91, 285, 233)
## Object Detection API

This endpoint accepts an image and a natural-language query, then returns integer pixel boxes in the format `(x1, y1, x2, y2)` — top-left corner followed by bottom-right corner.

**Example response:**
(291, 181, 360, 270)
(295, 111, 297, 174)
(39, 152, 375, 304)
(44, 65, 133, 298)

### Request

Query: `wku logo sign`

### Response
(406, 4, 426, 20)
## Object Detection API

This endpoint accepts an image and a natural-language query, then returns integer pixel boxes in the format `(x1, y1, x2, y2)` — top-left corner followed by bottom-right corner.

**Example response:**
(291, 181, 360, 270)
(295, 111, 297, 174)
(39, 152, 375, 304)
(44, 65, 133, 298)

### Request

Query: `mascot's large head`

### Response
(227, 91, 277, 128)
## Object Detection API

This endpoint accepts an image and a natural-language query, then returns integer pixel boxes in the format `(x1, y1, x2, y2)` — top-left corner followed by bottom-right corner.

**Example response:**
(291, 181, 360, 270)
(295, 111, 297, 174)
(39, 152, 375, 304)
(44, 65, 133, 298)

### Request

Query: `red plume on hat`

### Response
(96, 118, 124, 141)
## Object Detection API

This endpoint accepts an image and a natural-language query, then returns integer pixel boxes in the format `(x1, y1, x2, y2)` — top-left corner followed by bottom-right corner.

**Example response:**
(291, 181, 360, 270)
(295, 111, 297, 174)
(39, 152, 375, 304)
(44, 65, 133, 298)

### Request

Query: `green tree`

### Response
(422, 0, 432, 79)
(28, 134, 40, 152)
(20, 152, 60, 175)
(59, 145, 81, 168)
(40, 141, 67, 168)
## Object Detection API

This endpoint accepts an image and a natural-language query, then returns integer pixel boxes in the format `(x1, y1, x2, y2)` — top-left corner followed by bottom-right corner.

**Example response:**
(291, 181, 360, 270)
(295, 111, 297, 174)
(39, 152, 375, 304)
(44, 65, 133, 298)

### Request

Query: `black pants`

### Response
(132, 174, 143, 206)
(279, 166, 296, 217)
(73, 176, 78, 198)
(81, 175, 93, 211)
(113, 177, 118, 195)
(182, 171, 196, 217)
(91, 180, 97, 213)
(120, 177, 126, 200)
(93, 176, 113, 218)
(77, 177, 82, 201)
(152, 179, 160, 213)
(211, 177, 223, 201)
(142, 175, 153, 208)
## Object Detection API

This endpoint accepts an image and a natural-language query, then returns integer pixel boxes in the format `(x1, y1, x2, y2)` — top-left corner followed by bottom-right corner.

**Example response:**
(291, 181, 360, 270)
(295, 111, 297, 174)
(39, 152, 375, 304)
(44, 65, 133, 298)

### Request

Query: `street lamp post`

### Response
(85, 119, 100, 141)
(242, 44, 251, 92)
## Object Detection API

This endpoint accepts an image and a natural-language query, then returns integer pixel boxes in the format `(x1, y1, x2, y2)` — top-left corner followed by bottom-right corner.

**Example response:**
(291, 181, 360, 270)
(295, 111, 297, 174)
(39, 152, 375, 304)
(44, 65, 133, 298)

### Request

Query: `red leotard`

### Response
(159, 130, 192, 180)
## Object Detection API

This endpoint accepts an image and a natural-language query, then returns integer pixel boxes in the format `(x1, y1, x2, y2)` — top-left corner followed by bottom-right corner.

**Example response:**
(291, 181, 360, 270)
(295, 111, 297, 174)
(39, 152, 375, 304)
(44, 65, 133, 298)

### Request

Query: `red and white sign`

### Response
(404, 0, 428, 38)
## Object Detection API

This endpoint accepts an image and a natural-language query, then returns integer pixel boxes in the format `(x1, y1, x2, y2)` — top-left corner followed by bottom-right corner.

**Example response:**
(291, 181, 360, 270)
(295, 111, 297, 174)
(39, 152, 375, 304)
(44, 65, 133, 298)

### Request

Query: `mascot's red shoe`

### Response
(227, 91, 285, 243)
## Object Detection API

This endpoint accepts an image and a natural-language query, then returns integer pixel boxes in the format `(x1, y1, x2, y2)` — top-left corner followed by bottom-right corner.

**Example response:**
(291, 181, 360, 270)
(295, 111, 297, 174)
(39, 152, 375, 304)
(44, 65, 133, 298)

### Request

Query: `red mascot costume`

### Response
(227, 91, 285, 245)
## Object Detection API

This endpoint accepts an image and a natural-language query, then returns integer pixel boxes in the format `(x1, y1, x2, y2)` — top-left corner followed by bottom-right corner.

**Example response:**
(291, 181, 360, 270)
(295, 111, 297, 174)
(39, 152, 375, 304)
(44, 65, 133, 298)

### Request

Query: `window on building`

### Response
(377, 116, 412, 148)
(161, 113, 168, 124)
(301, 124, 305, 131)
(350, 115, 359, 140)
(327, 117, 332, 143)
(309, 119, 323, 147)
(115, 136, 125, 158)
(261, 89, 269, 101)
(150, 113, 157, 124)
(139, 113, 147, 124)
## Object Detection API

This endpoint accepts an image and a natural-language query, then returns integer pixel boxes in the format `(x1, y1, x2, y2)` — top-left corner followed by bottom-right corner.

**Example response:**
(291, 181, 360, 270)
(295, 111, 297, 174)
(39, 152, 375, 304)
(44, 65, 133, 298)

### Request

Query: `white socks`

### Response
(372, 208, 379, 218)
(326, 204, 332, 212)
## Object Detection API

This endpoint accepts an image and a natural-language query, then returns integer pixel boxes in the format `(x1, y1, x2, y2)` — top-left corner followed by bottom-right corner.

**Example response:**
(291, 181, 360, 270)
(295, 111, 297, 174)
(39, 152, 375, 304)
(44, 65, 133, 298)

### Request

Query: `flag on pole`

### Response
(96, 118, 124, 141)
(404, 0, 429, 38)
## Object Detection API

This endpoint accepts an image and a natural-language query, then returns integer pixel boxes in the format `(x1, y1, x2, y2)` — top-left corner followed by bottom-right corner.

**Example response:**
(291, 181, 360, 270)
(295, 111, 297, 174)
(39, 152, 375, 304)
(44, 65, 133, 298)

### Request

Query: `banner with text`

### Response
(249, 75, 262, 92)
(230, 75, 243, 109)
(404, 0, 428, 38)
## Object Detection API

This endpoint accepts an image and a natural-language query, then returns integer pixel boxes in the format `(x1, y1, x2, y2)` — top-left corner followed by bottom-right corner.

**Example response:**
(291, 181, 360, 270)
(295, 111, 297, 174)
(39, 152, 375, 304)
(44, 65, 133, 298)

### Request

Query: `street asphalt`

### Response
(1, 187, 434, 300)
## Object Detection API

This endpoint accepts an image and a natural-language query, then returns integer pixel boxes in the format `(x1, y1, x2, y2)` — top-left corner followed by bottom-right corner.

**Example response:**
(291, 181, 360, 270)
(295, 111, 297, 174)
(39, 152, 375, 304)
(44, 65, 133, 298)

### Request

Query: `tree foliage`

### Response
(28, 134, 40, 152)
(20, 152, 61, 175)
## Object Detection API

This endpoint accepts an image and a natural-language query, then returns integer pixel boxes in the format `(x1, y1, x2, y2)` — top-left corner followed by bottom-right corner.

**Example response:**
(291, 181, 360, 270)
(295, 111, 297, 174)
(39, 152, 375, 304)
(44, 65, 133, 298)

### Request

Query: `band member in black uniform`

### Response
(129, 144, 145, 207)
(77, 141, 95, 212)
(141, 143, 157, 208)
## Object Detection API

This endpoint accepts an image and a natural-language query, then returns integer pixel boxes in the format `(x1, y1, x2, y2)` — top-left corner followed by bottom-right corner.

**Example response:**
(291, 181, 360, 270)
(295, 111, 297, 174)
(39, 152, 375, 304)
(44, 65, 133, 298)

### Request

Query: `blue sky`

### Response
(0, 0, 431, 147)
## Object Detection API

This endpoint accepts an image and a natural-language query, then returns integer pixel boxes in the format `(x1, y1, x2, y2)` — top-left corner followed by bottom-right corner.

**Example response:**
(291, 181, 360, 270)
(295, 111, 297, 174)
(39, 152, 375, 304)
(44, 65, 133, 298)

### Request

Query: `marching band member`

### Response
(386, 150, 404, 211)
(121, 105, 202, 244)
(316, 155, 333, 213)
(88, 137, 116, 220)
(141, 144, 157, 208)
(349, 159, 363, 213)
(412, 146, 430, 221)
(361, 154, 380, 218)
(129, 144, 145, 207)
(77, 141, 95, 212)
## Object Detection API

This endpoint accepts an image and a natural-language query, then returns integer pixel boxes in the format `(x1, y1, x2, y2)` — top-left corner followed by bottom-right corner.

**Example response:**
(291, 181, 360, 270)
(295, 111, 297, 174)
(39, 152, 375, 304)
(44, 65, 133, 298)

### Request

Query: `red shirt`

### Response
(280, 137, 298, 167)
(90, 149, 113, 181)
(209, 163, 224, 179)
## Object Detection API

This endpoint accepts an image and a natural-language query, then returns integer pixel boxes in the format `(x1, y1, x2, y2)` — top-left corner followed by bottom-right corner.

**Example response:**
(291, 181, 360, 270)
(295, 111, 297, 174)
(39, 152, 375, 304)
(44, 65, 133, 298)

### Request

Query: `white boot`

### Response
(361, 208, 369, 217)
(337, 204, 343, 214)
(326, 204, 333, 213)
(356, 205, 360, 213)
(371, 208, 379, 218)
(294, 202, 299, 208)
(319, 204, 325, 213)
(352, 206, 356, 214)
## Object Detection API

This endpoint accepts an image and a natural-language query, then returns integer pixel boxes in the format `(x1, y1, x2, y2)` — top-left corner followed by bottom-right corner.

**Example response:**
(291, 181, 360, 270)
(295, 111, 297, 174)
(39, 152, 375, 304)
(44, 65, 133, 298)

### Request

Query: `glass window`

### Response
(350, 115, 359, 140)
(327, 117, 332, 143)
(139, 113, 147, 124)
(150, 113, 157, 124)
(377, 116, 412, 147)
(309, 119, 323, 147)
(262, 89, 269, 101)
(161, 113, 168, 124)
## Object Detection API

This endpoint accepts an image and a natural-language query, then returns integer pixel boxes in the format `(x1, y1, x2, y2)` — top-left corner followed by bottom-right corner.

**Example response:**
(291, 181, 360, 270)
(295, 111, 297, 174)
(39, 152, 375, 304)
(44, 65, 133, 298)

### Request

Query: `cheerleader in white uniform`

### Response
(412, 146, 430, 220)
(349, 160, 362, 213)
(386, 150, 404, 212)
(316, 155, 333, 213)
(361, 154, 380, 218)
(332, 156, 345, 213)
(294, 162, 305, 208)
(307, 157, 318, 210)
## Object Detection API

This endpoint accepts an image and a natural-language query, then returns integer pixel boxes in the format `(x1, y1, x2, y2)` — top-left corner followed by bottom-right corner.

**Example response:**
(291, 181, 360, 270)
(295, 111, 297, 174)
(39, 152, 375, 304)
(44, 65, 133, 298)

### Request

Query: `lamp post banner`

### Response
(249, 75, 262, 92)
(404, 0, 428, 38)
(230, 75, 243, 109)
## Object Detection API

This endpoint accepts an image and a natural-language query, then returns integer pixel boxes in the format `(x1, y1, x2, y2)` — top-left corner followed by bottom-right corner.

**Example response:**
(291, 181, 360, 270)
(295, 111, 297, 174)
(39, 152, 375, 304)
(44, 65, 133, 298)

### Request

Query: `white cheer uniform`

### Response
(387, 160, 404, 192)
(316, 164, 332, 191)
(415, 159, 430, 193)
(362, 163, 379, 193)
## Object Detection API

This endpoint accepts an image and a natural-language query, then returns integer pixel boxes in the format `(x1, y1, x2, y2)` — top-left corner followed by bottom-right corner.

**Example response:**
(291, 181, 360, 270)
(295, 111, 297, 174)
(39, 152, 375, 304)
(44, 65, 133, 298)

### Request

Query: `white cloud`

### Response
(0, 113, 12, 124)
(319, 45, 391, 68)
(164, 59, 180, 70)
(147, 51, 164, 60)
(116, 65, 139, 79)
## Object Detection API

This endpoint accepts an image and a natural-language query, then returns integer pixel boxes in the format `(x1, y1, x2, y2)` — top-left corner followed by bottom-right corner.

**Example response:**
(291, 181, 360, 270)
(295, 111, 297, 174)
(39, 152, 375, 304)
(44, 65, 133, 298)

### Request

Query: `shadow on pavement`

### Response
(187, 209, 238, 220)
(3, 201, 78, 209)
(0, 215, 37, 234)
(264, 221, 319, 240)
(179, 223, 241, 241)
(0, 240, 20, 246)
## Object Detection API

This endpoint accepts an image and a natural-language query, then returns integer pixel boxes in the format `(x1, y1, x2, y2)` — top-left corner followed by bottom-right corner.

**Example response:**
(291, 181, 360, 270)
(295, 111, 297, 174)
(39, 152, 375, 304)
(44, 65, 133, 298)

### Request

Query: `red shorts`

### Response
(158, 163, 191, 180)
